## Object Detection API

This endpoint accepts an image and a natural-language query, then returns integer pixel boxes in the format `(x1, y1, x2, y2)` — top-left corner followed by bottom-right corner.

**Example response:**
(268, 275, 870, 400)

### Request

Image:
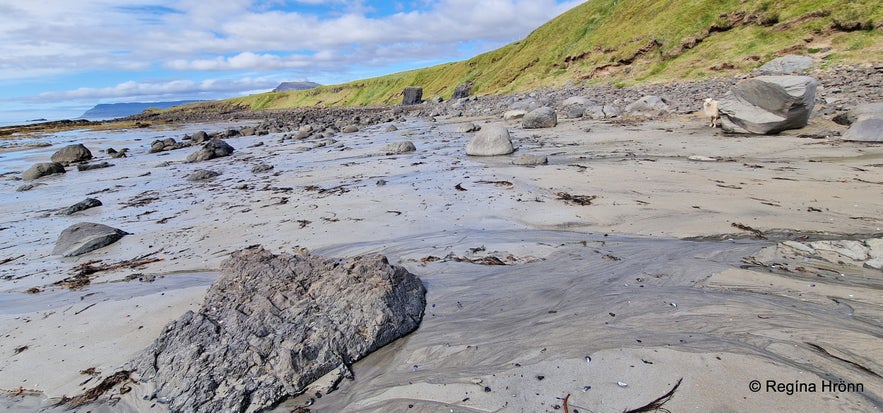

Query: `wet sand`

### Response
(0, 111, 881, 411)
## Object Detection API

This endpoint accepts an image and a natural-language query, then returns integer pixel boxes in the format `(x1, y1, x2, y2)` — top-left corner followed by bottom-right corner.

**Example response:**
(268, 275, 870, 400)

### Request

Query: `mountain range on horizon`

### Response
(80, 100, 204, 119)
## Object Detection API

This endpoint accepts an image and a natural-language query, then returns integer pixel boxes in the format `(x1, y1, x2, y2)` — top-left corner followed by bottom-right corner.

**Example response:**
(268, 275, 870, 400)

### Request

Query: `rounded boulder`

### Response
(466, 125, 514, 156)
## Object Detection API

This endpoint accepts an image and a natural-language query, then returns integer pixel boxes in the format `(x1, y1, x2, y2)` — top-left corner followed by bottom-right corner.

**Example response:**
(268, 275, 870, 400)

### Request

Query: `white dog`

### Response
(703, 98, 720, 128)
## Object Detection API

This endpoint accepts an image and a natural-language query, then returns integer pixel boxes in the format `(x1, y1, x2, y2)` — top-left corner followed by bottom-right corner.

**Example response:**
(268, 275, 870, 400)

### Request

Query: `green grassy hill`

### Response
(208, 0, 883, 111)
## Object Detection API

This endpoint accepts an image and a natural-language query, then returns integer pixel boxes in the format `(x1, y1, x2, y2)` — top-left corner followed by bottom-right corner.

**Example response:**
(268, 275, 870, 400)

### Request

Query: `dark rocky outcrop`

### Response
(22, 162, 65, 181)
(186, 138, 234, 162)
(58, 198, 102, 216)
(190, 131, 210, 144)
(522, 107, 558, 129)
(719, 76, 817, 134)
(150, 138, 190, 153)
(131, 246, 426, 413)
(452, 82, 474, 99)
(50, 144, 92, 165)
(402, 87, 423, 105)
(466, 124, 515, 156)
(52, 222, 128, 257)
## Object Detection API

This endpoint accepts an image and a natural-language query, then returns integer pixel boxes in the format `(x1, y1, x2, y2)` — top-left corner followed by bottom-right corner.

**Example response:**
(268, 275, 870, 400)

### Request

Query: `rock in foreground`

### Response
(719, 76, 817, 134)
(22, 162, 65, 181)
(52, 222, 128, 257)
(132, 246, 426, 413)
(466, 124, 514, 156)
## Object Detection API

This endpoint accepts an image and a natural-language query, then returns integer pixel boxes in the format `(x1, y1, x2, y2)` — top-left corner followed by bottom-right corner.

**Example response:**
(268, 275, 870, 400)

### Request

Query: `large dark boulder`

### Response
(402, 86, 423, 105)
(52, 222, 128, 257)
(719, 76, 817, 134)
(131, 246, 426, 413)
(50, 144, 92, 165)
(186, 138, 234, 162)
(452, 82, 474, 99)
(22, 162, 65, 181)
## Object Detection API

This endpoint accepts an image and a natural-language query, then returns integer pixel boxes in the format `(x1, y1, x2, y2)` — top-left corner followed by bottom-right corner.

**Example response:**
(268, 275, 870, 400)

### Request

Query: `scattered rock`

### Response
(625, 96, 671, 117)
(150, 138, 189, 153)
(562, 96, 592, 106)
(22, 162, 66, 181)
(513, 154, 548, 166)
(342, 125, 360, 133)
(503, 110, 527, 121)
(59, 198, 102, 215)
(251, 163, 274, 173)
(584, 105, 621, 120)
(384, 124, 399, 132)
(130, 246, 426, 413)
(186, 169, 221, 181)
(839, 103, 883, 142)
(382, 141, 416, 155)
(191, 131, 210, 144)
(719, 76, 817, 134)
(110, 148, 128, 158)
(523, 107, 558, 129)
(77, 162, 113, 171)
(757, 55, 815, 75)
(402, 87, 423, 105)
(563, 105, 584, 119)
(239, 127, 256, 136)
(843, 116, 883, 142)
(186, 138, 234, 162)
(466, 124, 515, 156)
(50, 144, 92, 165)
(457, 123, 480, 133)
(834, 103, 883, 126)
(52, 222, 129, 257)
(16, 184, 37, 192)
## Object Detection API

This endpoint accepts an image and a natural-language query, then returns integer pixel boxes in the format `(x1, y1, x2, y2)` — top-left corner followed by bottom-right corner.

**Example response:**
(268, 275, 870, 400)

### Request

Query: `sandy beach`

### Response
(1, 102, 881, 412)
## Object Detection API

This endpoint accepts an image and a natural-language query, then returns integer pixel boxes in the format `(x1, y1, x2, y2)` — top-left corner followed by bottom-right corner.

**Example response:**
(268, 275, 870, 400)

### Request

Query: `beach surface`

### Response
(0, 107, 881, 412)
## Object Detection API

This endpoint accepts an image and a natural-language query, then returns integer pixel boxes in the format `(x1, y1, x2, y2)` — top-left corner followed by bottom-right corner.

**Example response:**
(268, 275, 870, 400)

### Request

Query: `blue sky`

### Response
(0, 0, 583, 123)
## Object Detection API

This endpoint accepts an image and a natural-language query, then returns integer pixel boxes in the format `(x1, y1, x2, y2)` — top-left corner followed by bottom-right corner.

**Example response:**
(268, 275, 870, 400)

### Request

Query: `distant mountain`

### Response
(273, 81, 321, 92)
(80, 100, 203, 119)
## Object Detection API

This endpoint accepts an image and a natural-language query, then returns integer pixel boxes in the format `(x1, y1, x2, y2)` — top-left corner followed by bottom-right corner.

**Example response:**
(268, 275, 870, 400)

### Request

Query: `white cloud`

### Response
(1, 1, 584, 75)
(0, 0, 585, 117)
(29, 77, 280, 103)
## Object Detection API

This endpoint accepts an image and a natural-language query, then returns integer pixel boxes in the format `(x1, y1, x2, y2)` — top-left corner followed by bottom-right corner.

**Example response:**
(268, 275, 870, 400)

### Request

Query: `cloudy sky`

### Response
(0, 0, 583, 123)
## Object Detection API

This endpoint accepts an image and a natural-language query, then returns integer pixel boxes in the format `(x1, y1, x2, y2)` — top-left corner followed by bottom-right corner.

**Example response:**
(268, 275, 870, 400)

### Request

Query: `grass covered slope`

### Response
(224, 0, 882, 110)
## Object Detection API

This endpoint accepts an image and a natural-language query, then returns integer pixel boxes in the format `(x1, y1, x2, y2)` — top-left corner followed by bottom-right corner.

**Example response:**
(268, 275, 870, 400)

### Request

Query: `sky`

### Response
(0, 0, 584, 123)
